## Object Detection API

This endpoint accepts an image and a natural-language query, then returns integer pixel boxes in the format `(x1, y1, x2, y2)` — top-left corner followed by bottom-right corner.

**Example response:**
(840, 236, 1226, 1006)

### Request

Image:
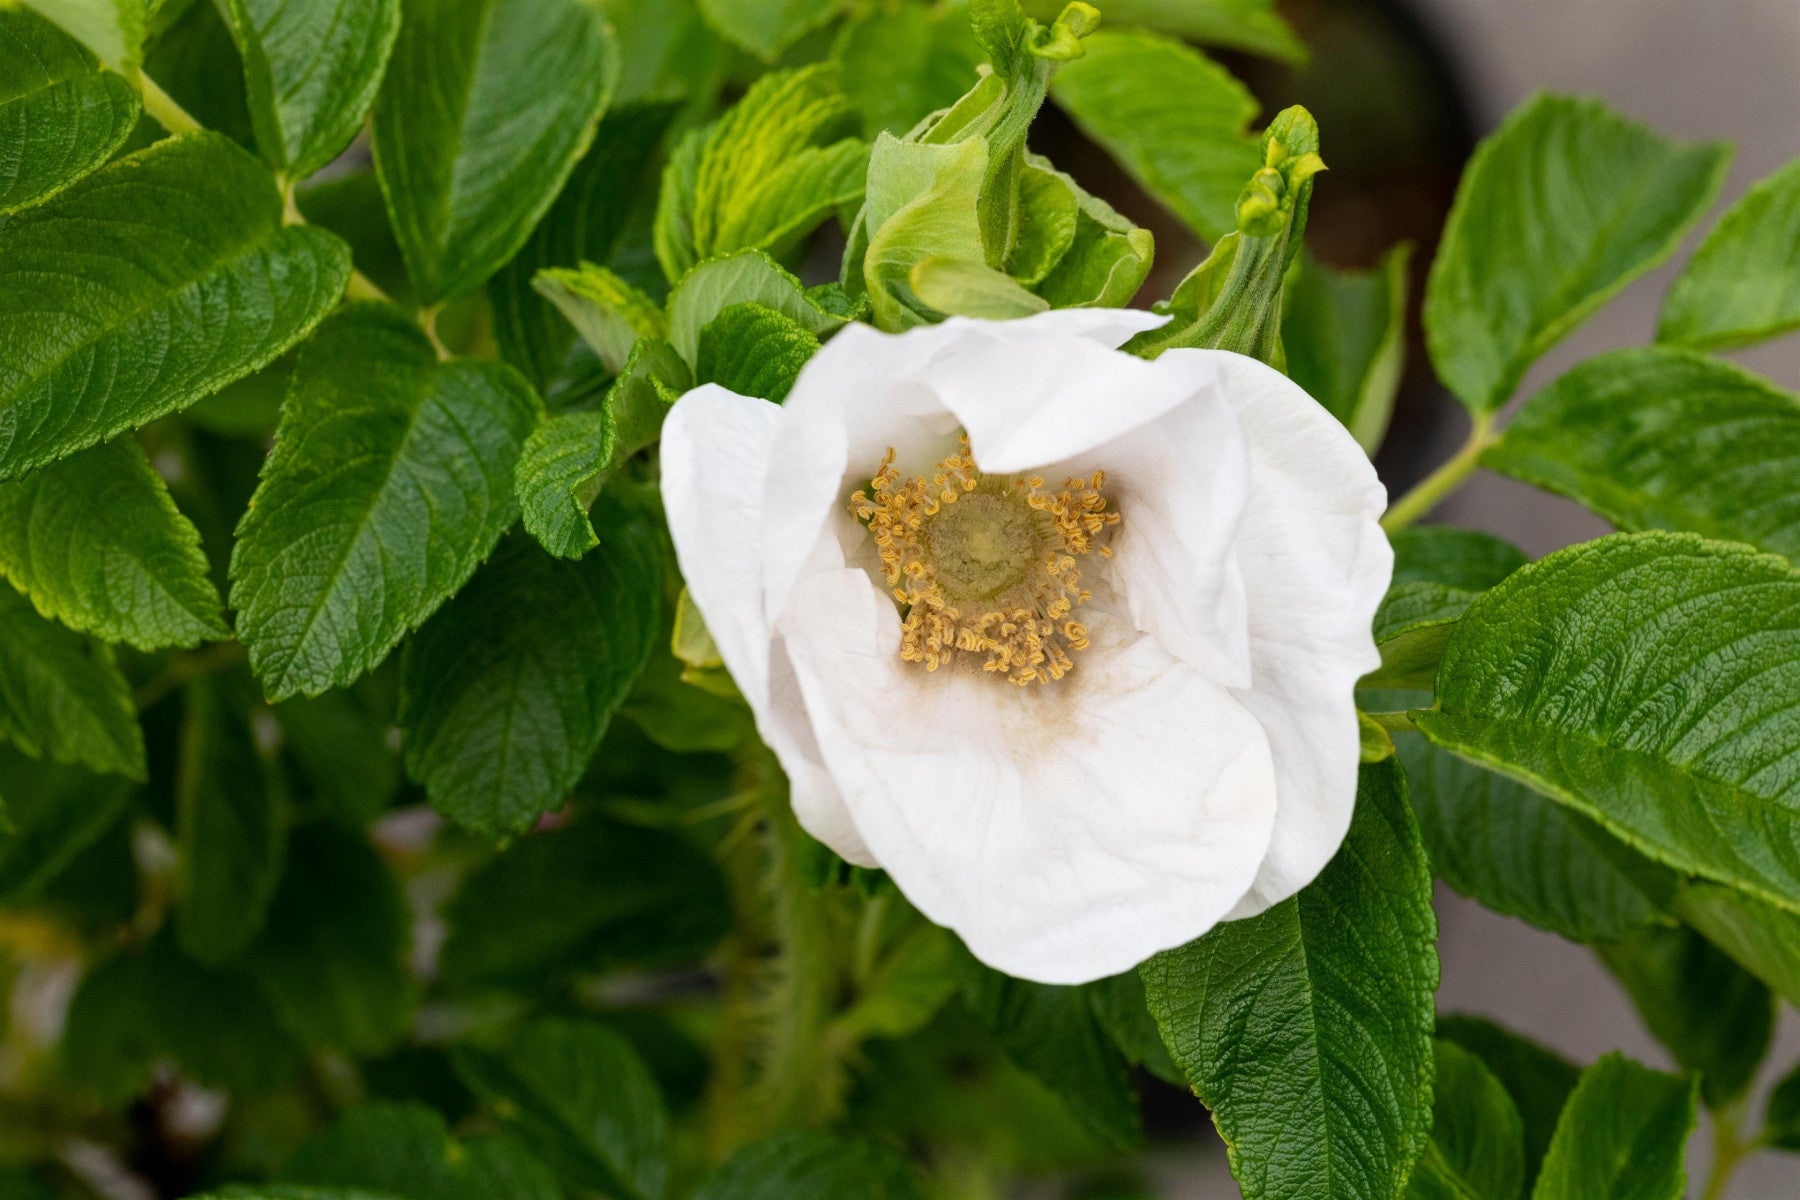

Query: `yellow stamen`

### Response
(849, 435, 1120, 686)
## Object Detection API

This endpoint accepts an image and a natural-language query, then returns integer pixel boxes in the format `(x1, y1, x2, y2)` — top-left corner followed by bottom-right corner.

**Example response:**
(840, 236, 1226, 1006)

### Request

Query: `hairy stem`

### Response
(1381, 411, 1499, 533)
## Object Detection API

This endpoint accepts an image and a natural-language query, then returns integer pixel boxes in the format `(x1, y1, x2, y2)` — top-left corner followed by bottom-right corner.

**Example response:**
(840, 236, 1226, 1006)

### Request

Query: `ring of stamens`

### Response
(849, 435, 1120, 686)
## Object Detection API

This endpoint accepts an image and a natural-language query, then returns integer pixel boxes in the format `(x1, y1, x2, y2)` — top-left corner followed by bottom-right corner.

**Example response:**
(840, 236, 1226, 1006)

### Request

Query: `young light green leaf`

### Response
(1413, 533, 1800, 922)
(282, 1102, 561, 1200)
(174, 677, 285, 965)
(398, 520, 660, 836)
(907, 256, 1048, 321)
(439, 815, 731, 986)
(0, 132, 350, 481)
(1027, 153, 1154, 309)
(0, 746, 131, 903)
(690, 1131, 922, 1200)
(230, 303, 542, 702)
(0, 7, 139, 215)
(1423, 93, 1729, 415)
(516, 337, 686, 560)
(1530, 1054, 1695, 1200)
(855, 135, 989, 330)
(1049, 28, 1260, 243)
(454, 1017, 669, 1200)
(1398, 734, 1670, 945)
(696, 0, 834, 61)
(1405, 1040, 1524, 1200)
(0, 438, 225, 650)
(534, 263, 668, 375)
(371, 0, 617, 303)
(221, 0, 399, 179)
(0, 583, 141, 777)
(243, 821, 416, 1055)
(665, 249, 847, 365)
(1142, 758, 1437, 1200)
(1023, 0, 1304, 62)
(1435, 1015, 1579, 1190)
(1486, 348, 1800, 567)
(1283, 245, 1411, 454)
(695, 303, 821, 401)
(1658, 158, 1800, 350)
(653, 64, 864, 282)
(491, 101, 680, 390)
(1595, 923, 1771, 1111)
(19, 0, 142, 72)
(834, 1, 983, 137)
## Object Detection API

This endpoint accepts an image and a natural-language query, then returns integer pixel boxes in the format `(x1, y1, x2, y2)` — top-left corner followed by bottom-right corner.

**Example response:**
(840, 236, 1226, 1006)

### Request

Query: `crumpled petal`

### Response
(776, 566, 1279, 985)
(1197, 351, 1392, 917)
(660, 385, 876, 865)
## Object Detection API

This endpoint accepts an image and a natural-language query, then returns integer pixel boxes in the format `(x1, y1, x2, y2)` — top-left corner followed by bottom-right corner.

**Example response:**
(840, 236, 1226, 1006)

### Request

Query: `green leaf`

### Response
(221, 0, 399, 179)
(1398, 733, 1670, 944)
(1764, 1060, 1800, 1150)
(1423, 93, 1729, 415)
(908, 256, 1049, 321)
(243, 821, 417, 1055)
(1049, 28, 1260, 243)
(1027, 153, 1154, 309)
(1082, 969, 1182, 1087)
(690, 1131, 921, 1200)
(174, 676, 285, 964)
(491, 101, 680, 390)
(665, 249, 847, 366)
(1658, 158, 1800, 350)
(653, 64, 864, 283)
(397, 521, 661, 836)
(534, 262, 668, 375)
(371, 0, 617, 303)
(831, 916, 958, 1048)
(1594, 923, 1771, 1110)
(1411, 532, 1800, 924)
(1405, 1040, 1524, 1200)
(141, 0, 256, 146)
(0, 746, 131, 902)
(271, 686, 402, 825)
(696, 0, 835, 60)
(515, 337, 685, 560)
(62, 932, 302, 1101)
(1485, 348, 1800, 567)
(0, 132, 350, 481)
(1530, 1054, 1695, 1200)
(1670, 881, 1800, 1010)
(1023, 0, 1304, 62)
(296, 166, 412, 303)
(1142, 758, 1436, 1200)
(1434, 1016, 1579, 1190)
(0, 7, 138, 215)
(1389, 526, 1528, 592)
(453, 1017, 668, 1200)
(1364, 583, 1476, 691)
(282, 1102, 561, 1200)
(1283, 245, 1411, 454)
(0, 438, 226, 650)
(960, 962, 1140, 1151)
(0, 583, 142, 777)
(19, 0, 143, 71)
(439, 814, 731, 986)
(855, 134, 988, 330)
(833, 2, 982, 138)
(230, 304, 542, 701)
(696, 302, 821, 401)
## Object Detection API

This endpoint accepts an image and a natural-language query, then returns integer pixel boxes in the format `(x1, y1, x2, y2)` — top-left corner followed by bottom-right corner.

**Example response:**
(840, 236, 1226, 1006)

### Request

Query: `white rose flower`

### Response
(660, 308, 1391, 984)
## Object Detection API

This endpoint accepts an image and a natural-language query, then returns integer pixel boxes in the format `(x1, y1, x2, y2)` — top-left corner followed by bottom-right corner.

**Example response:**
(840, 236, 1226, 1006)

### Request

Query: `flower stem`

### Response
(136, 73, 201, 135)
(1381, 411, 1498, 533)
(1703, 1106, 1750, 1200)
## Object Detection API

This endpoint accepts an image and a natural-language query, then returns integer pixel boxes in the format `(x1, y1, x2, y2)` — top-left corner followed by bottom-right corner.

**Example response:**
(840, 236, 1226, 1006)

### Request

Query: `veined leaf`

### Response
(230, 304, 541, 702)
(1389, 526, 1528, 592)
(1530, 1054, 1695, 1200)
(222, 0, 400, 179)
(515, 337, 686, 560)
(174, 676, 285, 964)
(690, 1131, 921, 1200)
(1023, 0, 1304, 62)
(398, 519, 661, 836)
(1435, 1015, 1579, 1190)
(371, 0, 617, 303)
(1142, 758, 1436, 1200)
(534, 263, 667, 375)
(1423, 93, 1729, 415)
(1658, 158, 1800, 350)
(1027, 153, 1154, 309)
(665, 249, 846, 365)
(1486, 348, 1800, 567)
(0, 582, 141, 777)
(834, 2, 982, 138)
(282, 1103, 561, 1200)
(454, 1018, 669, 1200)
(695, 302, 820, 401)
(1362, 526, 1525, 692)
(1283, 245, 1411, 454)
(696, 0, 835, 61)
(0, 132, 350, 481)
(1049, 29, 1260, 243)
(1672, 881, 1800, 1010)
(1413, 533, 1800, 922)
(653, 63, 864, 282)
(856, 134, 988, 331)
(19, 0, 142, 72)
(0, 438, 226, 650)
(0, 7, 138, 215)
(1405, 1041, 1524, 1200)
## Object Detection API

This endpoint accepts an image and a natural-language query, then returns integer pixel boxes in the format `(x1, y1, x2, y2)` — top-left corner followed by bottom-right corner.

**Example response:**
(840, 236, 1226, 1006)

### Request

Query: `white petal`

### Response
(660, 385, 876, 865)
(1195, 351, 1393, 917)
(776, 567, 1279, 985)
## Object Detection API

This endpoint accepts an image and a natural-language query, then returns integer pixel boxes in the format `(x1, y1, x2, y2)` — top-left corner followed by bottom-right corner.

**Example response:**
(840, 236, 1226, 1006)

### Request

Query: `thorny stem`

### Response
(1380, 411, 1499, 533)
